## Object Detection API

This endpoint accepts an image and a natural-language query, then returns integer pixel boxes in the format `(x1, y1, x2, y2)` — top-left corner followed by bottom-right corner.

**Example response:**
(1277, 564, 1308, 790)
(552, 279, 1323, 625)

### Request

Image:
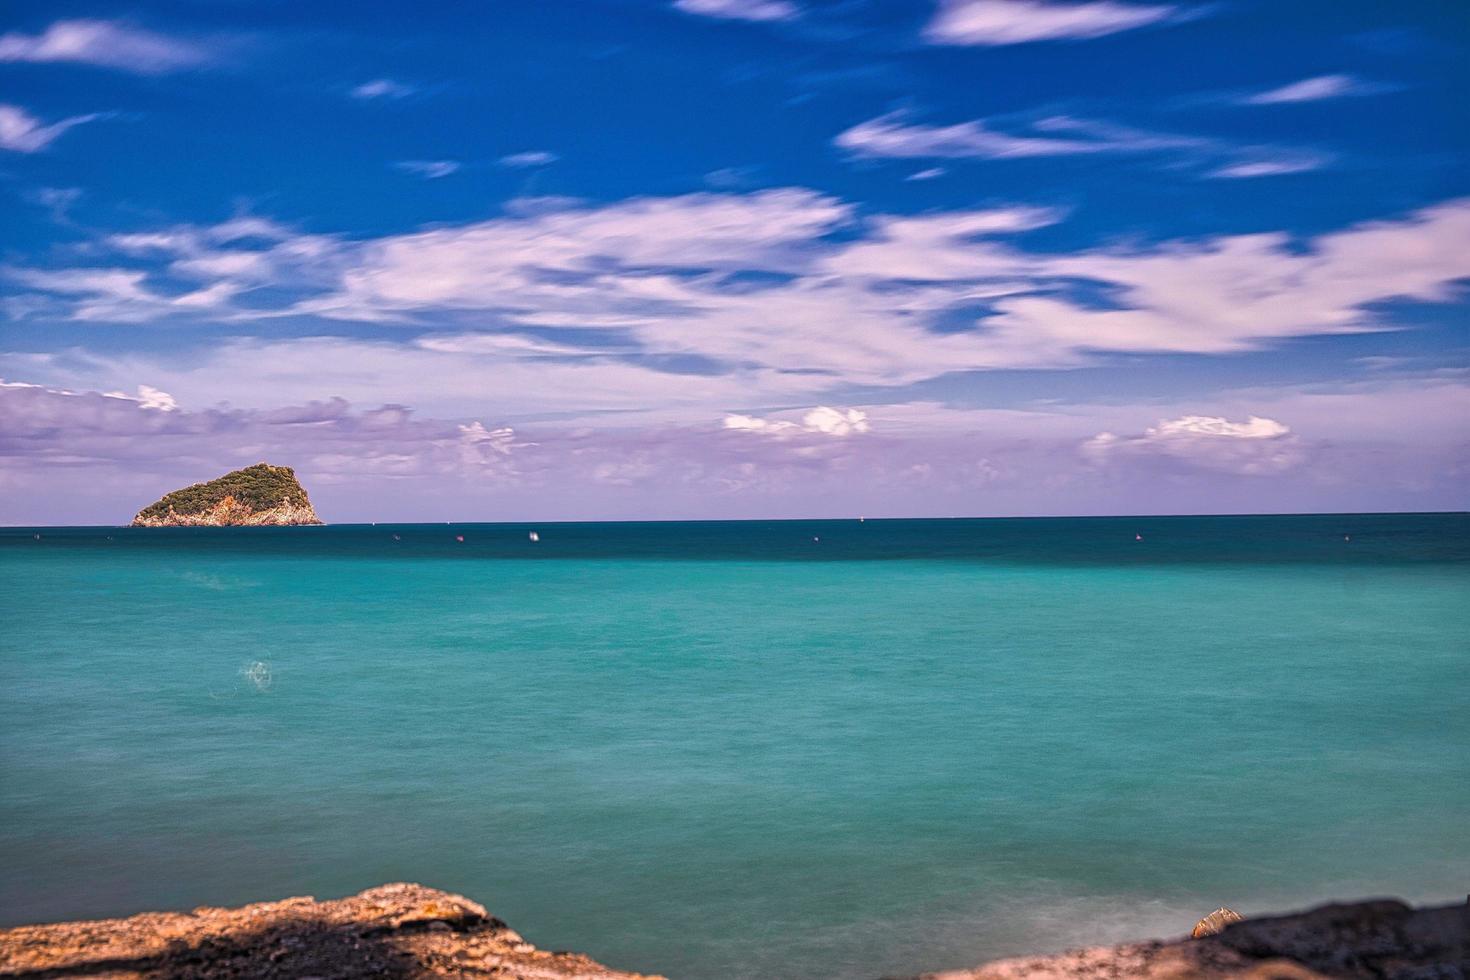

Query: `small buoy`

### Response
(1344, 535, 1350, 542)
(1192, 907, 1244, 938)
(33, 533, 41, 540)
(529, 531, 540, 542)
(455, 535, 465, 543)
(813, 536, 820, 542)
(1135, 533, 1143, 541)
(392, 534, 401, 541)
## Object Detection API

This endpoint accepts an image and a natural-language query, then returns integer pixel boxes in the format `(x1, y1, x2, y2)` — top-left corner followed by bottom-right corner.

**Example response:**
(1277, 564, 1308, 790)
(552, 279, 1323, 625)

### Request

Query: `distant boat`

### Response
(1135, 533, 1143, 541)
(529, 531, 540, 542)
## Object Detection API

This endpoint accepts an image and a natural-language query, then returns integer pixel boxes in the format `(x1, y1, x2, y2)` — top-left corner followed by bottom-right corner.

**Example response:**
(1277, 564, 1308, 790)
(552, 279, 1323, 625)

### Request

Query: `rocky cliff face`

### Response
(131, 463, 322, 527)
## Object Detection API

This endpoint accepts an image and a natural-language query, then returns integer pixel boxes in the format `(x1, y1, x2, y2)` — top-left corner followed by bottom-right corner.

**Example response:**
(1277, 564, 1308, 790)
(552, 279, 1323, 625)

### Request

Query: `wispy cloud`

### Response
(499, 151, 559, 168)
(906, 167, 948, 181)
(394, 160, 460, 179)
(26, 186, 85, 224)
(835, 111, 1204, 161)
(1208, 155, 1328, 179)
(0, 19, 208, 74)
(674, 0, 800, 22)
(838, 112, 1114, 160)
(351, 78, 417, 100)
(924, 0, 1179, 46)
(10, 192, 1470, 400)
(0, 104, 105, 153)
(1242, 74, 1376, 105)
(836, 110, 1332, 182)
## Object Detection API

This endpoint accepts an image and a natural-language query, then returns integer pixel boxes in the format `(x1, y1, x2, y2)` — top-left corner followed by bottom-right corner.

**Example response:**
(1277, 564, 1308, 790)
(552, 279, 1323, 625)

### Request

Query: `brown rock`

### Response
(1192, 907, 1245, 939)
(896, 897, 1470, 980)
(0, 883, 661, 979)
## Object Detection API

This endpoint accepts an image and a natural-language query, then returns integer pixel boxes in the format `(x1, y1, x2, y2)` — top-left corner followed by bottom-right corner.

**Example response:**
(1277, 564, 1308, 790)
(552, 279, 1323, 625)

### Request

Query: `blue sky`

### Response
(1, 0, 1467, 523)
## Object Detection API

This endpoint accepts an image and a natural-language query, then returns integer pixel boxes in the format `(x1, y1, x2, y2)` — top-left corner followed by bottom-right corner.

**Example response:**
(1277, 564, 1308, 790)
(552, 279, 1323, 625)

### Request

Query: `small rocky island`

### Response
(131, 463, 322, 527)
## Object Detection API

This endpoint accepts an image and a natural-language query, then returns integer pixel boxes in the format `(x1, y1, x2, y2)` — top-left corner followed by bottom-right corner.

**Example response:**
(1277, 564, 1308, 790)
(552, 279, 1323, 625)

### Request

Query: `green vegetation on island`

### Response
(131, 463, 322, 526)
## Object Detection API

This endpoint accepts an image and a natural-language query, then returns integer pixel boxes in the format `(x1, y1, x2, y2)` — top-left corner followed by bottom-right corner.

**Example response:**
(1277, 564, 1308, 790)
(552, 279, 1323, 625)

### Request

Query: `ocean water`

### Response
(1, 515, 1467, 979)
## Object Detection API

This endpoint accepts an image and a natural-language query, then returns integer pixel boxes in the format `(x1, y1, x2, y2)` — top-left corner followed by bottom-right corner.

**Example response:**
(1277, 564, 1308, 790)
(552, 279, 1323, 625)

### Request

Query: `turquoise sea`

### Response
(2, 515, 1467, 979)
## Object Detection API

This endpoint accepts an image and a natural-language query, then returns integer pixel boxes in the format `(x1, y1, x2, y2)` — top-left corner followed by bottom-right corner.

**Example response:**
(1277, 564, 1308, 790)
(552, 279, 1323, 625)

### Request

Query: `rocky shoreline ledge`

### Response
(1, 884, 1465, 980)
(0, 884, 659, 980)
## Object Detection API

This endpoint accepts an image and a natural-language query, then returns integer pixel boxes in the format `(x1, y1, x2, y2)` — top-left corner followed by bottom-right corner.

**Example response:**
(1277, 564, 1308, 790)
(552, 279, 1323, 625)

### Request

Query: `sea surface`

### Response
(2, 515, 1467, 979)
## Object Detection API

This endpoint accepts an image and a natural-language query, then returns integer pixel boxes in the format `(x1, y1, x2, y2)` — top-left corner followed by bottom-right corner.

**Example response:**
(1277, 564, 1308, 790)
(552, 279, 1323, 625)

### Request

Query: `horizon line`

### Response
(5, 509, 1468, 530)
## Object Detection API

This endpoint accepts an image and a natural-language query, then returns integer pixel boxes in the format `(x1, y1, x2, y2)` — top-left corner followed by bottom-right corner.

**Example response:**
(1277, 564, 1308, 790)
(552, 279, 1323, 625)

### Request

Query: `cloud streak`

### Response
(394, 160, 460, 179)
(0, 19, 208, 73)
(352, 78, 417, 100)
(835, 111, 1323, 180)
(674, 0, 800, 23)
(1242, 74, 1376, 105)
(923, 0, 1179, 46)
(0, 104, 105, 153)
(500, 151, 559, 168)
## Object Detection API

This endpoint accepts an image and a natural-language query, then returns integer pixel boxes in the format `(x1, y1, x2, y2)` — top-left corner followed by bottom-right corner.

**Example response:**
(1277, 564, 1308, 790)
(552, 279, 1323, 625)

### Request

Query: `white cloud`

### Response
(674, 0, 799, 22)
(724, 407, 870, 437)
(102, 384, 179, 411)
(136, 384, 179, 411)
(0, 19, 208, 73)
(1084, 414, 1301, 474)
(803, 406, 871, 436)
(500, 151, 558, 168)
(298, 187, 850, 322)
(1243, 74, 1367, 105)
(924, 0, 1177, 46)
(458, 421, 518, 453)
(394, 160, 460, 179)
(1149, 415, 1289, 439)
(0, 103, 103, 153)
(906, 167, 947, 181)
(10, 191, 1470, 400)
(351, 78, 416, 100)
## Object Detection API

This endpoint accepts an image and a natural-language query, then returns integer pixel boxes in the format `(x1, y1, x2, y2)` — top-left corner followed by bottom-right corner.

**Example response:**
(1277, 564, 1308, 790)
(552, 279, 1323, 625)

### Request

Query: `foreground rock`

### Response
(3, 889, 1465, 980)
(131, 463, 322, 527)
(0, 883, 660, 979)
(904, 898, 1470, 980)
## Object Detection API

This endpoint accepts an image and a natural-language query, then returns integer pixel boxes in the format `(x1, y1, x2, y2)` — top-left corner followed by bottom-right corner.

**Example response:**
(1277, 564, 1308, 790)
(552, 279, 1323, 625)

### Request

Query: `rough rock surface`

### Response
(1192, 908, 1246, 939)
(131, 463, 322, 527)
(4, 889, 1465, 980)
(0, 883, 661, 979)
(904, 898, 1470, 980)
